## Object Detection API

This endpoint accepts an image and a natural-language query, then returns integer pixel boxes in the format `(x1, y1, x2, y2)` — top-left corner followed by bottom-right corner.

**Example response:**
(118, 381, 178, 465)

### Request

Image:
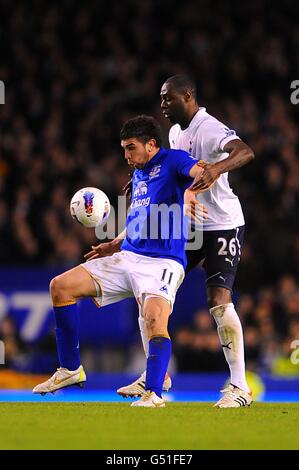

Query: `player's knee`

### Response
(50, 275, 70, 302)
(144, 310, 159, 330)
(207, 287, 231, 309)
(144, 304, 163, 331)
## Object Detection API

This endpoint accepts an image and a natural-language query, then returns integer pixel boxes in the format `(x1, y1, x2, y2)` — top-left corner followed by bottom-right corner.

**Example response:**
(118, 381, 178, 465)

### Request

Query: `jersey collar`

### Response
(181, 107, 206, 133)
(142, 147, 166, 171)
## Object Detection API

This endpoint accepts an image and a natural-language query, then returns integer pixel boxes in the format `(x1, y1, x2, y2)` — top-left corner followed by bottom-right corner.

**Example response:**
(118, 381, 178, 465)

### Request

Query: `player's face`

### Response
(121, 138, 151, 169)
(160, 82, 188, 124)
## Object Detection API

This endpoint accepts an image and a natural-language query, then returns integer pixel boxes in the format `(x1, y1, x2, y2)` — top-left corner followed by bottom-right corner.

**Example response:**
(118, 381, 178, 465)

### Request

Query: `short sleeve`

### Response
(203, 121, 240, 155)
(169, 149, 197, 179)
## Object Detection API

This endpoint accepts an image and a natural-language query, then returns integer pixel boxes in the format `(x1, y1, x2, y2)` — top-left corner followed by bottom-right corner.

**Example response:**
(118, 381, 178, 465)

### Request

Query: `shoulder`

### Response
(200, 112, 237, 138)
(169, 124, 180, 139)
(169, 123, 180, 134)
(198, 113, 239, 151)
(199, 112, 229, 133)
(165, 148, 197, 175)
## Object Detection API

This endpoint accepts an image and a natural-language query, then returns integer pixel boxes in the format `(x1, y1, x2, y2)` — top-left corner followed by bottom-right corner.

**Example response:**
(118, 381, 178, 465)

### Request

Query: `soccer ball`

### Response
(70, 187, 110, 228)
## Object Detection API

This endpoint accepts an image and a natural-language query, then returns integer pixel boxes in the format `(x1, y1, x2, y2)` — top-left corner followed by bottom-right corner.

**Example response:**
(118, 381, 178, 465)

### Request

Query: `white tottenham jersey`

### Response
(169, 108, 245, 230)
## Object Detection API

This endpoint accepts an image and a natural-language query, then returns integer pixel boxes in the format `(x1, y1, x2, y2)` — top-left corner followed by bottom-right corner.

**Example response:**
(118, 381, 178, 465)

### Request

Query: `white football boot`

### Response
(32, 365, 86, 395)
(131, 391, 166, 408)
(214, 384, 253, 408)
(117, 371, 172, 398)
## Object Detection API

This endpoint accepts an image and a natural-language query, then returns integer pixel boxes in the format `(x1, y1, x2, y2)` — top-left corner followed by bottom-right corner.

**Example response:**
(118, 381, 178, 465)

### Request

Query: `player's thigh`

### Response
(204, 226, 245, 292)
(131, 255, 185, 313)
(82, 252, 133, 307)
(51, 265, 97, 298)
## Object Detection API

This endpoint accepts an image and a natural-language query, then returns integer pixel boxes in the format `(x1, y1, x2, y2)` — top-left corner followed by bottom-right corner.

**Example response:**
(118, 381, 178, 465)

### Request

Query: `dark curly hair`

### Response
(120, 115, 162, 147)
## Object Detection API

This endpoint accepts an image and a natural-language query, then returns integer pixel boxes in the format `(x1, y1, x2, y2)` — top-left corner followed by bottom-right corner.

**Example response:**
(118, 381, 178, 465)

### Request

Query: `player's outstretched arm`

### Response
(84, 229, 126, 261)
(184, 163, 209, 223)
(220, 139, 255, 172)
(191, 139, 254, 192)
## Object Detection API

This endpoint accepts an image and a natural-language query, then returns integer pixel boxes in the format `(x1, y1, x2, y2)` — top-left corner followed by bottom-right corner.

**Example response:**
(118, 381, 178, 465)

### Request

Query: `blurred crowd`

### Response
(174, 273, 299, 376)
(1, 0, 299, 373)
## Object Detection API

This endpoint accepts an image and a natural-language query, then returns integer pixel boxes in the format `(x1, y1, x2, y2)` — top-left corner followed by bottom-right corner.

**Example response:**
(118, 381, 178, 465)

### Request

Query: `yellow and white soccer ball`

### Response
(70, 187, 110, 228)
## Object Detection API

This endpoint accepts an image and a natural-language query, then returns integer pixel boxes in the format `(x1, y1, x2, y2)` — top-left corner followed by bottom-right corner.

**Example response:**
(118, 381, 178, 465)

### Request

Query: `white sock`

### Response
(138, 309, 149, 359)
(210, 303, 250, 393)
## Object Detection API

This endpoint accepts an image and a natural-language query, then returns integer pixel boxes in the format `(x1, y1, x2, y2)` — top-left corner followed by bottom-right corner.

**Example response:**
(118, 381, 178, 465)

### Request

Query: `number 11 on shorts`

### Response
(161, 269, 174, 285)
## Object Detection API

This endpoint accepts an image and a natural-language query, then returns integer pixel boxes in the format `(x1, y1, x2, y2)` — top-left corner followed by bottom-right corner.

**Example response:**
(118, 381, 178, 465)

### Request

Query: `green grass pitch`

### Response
(0, 403, 298, 450)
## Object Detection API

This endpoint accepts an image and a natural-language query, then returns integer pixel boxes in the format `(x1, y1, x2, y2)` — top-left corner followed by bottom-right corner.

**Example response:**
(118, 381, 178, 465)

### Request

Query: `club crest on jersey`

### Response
(160, 285, 168, 294)
(83, 191, 94, 215)
(223, 127, 236, 137)
(133, 181, 148, 197)
(149, 164, 161, 179)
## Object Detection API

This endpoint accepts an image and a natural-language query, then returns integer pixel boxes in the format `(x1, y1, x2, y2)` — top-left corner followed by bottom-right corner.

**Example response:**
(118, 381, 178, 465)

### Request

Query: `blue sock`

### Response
(54, 302, 80, 370)
(145, 336, 171, 398)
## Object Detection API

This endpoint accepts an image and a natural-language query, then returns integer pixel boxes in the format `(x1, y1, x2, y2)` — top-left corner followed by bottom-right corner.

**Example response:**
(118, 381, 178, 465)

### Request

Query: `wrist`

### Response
(214, 160, 227, 175)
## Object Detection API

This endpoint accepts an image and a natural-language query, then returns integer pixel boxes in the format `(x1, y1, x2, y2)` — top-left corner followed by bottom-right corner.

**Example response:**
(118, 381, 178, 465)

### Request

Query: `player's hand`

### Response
(84, 239, 122, 261)
(184, 189, 208, 223)
(190, 163, 220, 192)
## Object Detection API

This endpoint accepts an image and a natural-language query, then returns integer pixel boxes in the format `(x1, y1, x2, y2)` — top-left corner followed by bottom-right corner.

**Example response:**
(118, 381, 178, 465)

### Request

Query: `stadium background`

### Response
(1, 0, 299, 400)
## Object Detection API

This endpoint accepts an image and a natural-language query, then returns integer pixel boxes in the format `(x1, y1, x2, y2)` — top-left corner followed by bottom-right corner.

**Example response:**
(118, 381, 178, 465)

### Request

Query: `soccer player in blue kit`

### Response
(33, 115, 207, 407)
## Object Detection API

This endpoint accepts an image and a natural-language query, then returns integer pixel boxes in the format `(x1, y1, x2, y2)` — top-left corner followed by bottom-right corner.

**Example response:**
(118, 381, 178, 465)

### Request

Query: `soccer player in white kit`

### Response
(114, 75, 255, 408)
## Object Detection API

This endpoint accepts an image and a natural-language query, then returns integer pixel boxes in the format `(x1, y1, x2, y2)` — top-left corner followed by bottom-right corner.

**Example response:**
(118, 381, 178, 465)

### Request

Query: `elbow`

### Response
(245, 146, 255, 163)
(249, 148, 255, 161)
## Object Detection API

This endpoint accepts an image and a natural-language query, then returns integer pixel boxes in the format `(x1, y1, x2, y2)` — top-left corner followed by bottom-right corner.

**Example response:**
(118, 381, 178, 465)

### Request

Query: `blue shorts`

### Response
(186, 226, 245, 291)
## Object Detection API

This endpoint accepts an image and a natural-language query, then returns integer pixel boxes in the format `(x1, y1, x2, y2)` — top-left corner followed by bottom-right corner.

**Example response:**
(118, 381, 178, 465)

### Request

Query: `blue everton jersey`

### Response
(121, 147, 196, 268)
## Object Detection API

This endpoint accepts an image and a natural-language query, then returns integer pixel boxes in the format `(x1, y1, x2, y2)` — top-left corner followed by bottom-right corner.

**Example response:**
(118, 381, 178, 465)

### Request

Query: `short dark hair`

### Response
(120, 115, 162, 147)
(165, 74, 197, 99)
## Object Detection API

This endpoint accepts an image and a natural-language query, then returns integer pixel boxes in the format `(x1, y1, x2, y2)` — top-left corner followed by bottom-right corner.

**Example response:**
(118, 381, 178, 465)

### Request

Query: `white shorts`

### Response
(81, 251, 185, 311)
